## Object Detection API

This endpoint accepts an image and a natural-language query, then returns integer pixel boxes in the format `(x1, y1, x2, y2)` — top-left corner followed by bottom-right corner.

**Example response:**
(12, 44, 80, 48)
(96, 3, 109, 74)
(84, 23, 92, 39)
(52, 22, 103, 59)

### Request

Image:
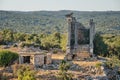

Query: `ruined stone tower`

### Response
(65, 13, 95, 60)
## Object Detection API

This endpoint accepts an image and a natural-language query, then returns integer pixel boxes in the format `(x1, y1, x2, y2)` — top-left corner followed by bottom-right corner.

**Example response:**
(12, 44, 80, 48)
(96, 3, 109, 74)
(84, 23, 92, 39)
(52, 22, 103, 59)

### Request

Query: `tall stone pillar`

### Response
(65, 13, 73, 60)
(66, 17, 72, 54)
(74, 20, 78, 54)
(19, 55, 23, 64)
(89, 19, 95, 56)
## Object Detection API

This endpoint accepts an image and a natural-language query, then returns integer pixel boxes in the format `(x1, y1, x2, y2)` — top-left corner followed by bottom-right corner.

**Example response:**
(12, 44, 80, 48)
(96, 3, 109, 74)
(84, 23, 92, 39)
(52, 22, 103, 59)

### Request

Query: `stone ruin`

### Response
(65, 13, 95, 60)
(18, 47, 52, 67)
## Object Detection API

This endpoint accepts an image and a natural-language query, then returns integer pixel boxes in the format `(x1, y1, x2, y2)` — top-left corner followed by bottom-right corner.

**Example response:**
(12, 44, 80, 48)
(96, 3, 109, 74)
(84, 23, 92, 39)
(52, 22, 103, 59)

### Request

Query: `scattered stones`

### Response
(42, 64, 59, 70)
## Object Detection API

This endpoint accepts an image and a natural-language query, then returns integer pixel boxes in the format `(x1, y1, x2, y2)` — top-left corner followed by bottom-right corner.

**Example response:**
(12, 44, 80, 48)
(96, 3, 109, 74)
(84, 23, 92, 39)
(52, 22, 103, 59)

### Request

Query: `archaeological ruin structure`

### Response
(65, 13, 95, 60)
(19, 47, 52, 66)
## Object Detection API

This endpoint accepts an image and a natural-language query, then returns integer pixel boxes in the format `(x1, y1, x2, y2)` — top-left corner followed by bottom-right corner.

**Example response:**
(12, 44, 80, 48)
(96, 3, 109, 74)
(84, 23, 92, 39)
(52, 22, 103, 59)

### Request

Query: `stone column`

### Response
(66, 17, 72, 54)
(19, 55, 23, 64)
(46, 53, 52, 64)
(89, 19, 95, 56)
(65, 13, 73, 60)
(74, 21, 78, 54)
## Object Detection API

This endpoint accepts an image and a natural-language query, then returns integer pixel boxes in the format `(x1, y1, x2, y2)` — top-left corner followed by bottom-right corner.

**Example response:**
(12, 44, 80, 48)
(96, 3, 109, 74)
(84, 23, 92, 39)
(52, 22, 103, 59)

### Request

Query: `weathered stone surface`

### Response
(34, 54, 45, 66)
(65, 14, 95, 60)
(46, 53, 52, 64)
(67, 55, 73, 60)
(76, 52, 90, 60)
(19, 51, 52, 67)
(42, 64, 58, 70)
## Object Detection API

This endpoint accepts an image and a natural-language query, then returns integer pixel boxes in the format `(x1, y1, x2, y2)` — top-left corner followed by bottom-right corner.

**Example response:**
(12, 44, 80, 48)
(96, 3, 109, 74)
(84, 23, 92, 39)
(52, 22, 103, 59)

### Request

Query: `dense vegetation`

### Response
(0, 29, 67, 51)
(0, 10, 120, 34)
(0, 10, 120, 80)
(0, 10, 120, 58)
(0, 29, 120, 58)
(94, 33, 120, 58)
(17, 65, 36, 80)
(0, 50, 18, 67)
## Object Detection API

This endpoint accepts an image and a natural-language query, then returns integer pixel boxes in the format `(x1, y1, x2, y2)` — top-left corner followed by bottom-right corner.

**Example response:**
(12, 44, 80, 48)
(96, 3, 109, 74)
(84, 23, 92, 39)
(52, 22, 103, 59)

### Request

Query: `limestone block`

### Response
(76, 52, 90, 59)
(30, 56, 34, 64)
(19, 56, 23, 64)
(46, 53, 52, 64)
(35, 54, 44, 66)
(66, 54, 73, 60)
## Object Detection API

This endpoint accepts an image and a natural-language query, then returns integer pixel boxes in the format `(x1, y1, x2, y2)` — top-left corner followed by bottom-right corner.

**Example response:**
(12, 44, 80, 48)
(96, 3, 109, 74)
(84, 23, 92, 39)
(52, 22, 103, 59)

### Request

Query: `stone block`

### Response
(66, 54, 73, 60)
(76, 52, 90, 59)
(46, 53, 52, 64)
(34, 54, 44, 66)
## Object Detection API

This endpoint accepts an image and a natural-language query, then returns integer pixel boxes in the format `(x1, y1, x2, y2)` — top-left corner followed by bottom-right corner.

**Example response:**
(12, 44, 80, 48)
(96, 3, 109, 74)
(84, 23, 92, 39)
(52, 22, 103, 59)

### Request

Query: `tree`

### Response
(103, 35, 120, 58)
(0, 31, 4, 44)
(1, 29, 14, 43)
(53, 32, 61, 43)
(13, 33, 26, 42)
(93, 33, 108, 56)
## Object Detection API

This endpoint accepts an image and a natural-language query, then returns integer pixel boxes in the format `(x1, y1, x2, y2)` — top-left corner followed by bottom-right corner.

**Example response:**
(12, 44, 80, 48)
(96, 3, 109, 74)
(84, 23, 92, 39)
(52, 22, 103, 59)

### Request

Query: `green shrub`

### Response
(95, 62, 102, 68)
(59, 60, 70, 72)
(53, 49, 58, 54)
(0, 50, 18, 67)
(105, 56, 120, 69)
(57, 60, 73, 80)
(17, 65, 36, 80)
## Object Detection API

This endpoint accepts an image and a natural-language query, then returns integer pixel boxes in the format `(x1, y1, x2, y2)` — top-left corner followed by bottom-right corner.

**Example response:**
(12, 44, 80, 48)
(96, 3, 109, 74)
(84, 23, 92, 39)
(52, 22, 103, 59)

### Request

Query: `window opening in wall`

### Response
(23, 56, 30, 63)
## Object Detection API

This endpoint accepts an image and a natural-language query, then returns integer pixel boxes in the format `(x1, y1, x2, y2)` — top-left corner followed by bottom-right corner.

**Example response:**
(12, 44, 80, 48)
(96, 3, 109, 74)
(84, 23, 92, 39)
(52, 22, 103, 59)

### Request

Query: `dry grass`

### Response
(52, 53, 65, 60)
(52, 53, 101, 67)
(0, 47, 21, 53)
(36, 70, 58, 80)
(36, 70, 84, 80)
(73, 61, 102, 67)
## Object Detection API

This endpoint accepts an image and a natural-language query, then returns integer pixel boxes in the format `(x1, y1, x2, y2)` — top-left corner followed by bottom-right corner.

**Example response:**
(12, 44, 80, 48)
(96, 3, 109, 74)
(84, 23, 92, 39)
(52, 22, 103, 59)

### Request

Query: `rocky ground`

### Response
(0, 63, 108, 80)
(0, 47, 120, 80)
(0, 53, 108, 80)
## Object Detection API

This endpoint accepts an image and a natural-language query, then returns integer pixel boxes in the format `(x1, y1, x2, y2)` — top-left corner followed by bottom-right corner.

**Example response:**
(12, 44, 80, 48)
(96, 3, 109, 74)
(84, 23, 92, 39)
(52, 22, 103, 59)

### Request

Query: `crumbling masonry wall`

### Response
(65, 13, 95, 60)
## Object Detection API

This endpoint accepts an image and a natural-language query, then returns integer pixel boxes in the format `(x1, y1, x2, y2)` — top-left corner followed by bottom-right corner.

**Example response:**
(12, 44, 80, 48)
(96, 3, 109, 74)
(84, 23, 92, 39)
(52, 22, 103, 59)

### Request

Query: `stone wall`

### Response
(19, 53, 52, 66)
(34, 54, 45, 66)
(65, 14, 95, 60)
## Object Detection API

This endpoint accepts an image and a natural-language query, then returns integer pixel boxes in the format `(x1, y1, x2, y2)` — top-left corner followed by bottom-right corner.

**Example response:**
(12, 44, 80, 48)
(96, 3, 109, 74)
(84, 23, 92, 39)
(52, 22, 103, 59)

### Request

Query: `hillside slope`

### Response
(0, 10, 120, 34)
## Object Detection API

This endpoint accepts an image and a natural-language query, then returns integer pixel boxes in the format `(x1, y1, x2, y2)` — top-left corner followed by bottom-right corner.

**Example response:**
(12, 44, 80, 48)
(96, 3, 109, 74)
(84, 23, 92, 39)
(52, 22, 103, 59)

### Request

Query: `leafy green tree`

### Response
(13, 33, 26, 42)
(33, 36, 41, 44)
(93, 33, 108, 56)
(103, 35, 120, 57)
(0, 31, 4, 44)
(53, 32, 61, 43)
(1, 29, 14, 43)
